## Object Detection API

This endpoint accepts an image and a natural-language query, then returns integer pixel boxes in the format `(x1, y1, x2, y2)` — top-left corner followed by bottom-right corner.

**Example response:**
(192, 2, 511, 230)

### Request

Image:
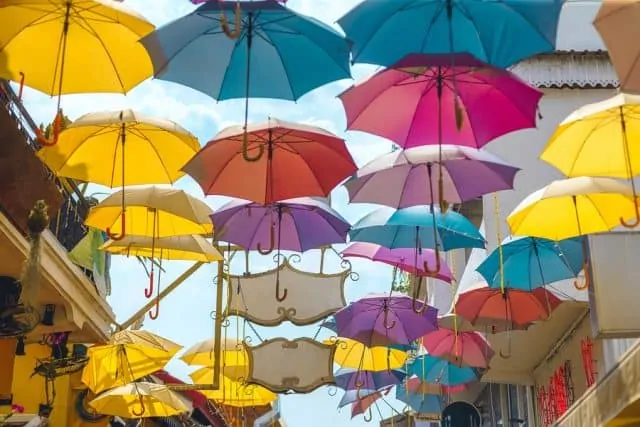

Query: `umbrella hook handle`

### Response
(411, 276, 427, 314)
(144, 270, 154, 298)
(383, 304, 396, 329)
(148, 297, 160, 320)
(132, 395, 146, 417)
(620, 203, 640, 228)
(363, 407, 373, 422)
(573, 262, 590, 291)
(499, 348, 512, 359)
(220, 1, 242, 40)
(257, 223, 275, 255)
(275, 277, 288, 302)
(36, 109, 64, 147)
(423, 251, 441, 276)
(242, 131, 264, 162)
(106, 210, 126, 241)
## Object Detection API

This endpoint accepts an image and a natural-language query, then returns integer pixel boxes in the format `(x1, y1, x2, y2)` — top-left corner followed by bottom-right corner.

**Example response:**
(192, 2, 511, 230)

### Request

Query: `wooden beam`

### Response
(211, 258, 225, 390)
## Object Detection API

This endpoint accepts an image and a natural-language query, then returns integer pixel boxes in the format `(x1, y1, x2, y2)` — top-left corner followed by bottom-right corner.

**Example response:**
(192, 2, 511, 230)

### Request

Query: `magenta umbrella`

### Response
(344, 145, 520, 209)
(339, 53, 541, 210)
(341, 242, 452, 283)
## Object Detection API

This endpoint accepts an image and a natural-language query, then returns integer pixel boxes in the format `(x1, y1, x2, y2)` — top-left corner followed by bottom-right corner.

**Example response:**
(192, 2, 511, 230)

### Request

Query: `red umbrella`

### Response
(182, 119, 357, 204)
(422, 329, 494, 369)
(351, 388, 390, 422)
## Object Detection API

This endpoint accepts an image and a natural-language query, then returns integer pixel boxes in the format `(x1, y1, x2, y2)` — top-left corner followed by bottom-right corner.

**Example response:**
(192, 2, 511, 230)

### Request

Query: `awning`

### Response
(556, 340, 640, 427)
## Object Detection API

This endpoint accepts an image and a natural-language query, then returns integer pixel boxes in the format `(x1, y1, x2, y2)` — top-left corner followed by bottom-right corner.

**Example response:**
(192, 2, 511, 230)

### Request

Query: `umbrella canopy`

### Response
(337, 0, 565, 68)
(345, 145, 520, 208)
(334, 293, 438, 347)
(84, 186, 213, 238)
(37, 109, 200, 186)
(140, 0, 351, 101)
(541, 93, 640, 179)
(334, 367, 405, 391)
(455, 283, 562, 328)
(339, 54, 542, 149)
(0, 0, 155, 95)
(211, 197, 350, 252)
(395, 383, 443, 414)
(89, 382, 190, 418)
(326, 338, 408, 372)
(180, 338, 249, 380)
(594, 1, 640, 93)
(101, 234, 223, 262)
(189, 367, 277, 407)
(408, 354, 478, 387)
(341, 243, 452, 282)
(350, 206, 485, 250)
(421, 329, 494, 368)
(182, 119, 357, 203)
(476, 236, 584, 291)
(82, 330, 182, 394)
(351, 389, 390, 420)
(506, 177, 637, 240)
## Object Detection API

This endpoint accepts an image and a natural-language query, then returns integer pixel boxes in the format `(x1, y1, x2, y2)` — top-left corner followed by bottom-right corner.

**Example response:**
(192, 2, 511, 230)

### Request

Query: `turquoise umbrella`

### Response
(408, 355, 478, 387)
(476, 236, 584, 291)
(396, 383, 443, 414)
(337, 0, 566, 68)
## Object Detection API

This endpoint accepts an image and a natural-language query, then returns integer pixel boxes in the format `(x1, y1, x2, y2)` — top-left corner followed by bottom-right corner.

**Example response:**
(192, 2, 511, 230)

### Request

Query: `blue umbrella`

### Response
(476, 236, 584, 291)
(396, 384, 443, 414)
(141, 0, 351, 101)
(408, 355, 478, 387)
(349, 206, 485, 251)
(337, 0, 566, 68)
(334, 367, 406, 391)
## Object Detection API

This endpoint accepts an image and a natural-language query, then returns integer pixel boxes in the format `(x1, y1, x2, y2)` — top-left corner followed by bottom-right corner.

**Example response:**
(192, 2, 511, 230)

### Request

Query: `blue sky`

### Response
(20, 1, 416, 425)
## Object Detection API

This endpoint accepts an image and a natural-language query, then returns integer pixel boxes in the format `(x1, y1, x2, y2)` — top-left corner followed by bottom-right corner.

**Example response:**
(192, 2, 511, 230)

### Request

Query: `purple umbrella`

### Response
(335, 367, 406, 391)
(334, 293, 438, 347)
(344, 145, 520, 209)
(212, 197, 350, 253)
(341, 242, 453, 282)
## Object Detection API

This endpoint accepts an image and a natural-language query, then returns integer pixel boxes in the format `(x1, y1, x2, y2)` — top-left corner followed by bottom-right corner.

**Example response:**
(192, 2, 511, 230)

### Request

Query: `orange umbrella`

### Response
(181, 118, 357, 204)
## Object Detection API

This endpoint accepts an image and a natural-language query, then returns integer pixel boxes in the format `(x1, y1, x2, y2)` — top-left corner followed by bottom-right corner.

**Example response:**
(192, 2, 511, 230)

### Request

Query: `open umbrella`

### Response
(421, 328, 494, 368)
(325, 338, 408, 372)
(182, 119, 356, 203)
(507, 176, 636, 289)
(540, 93, 640, 227)
(337, 0, 565, 68)
(81, 330, 182, 394)
(141, 0, 350, 142)
(344, 145, 520, 209)
(0, 0, 155, 144)
(476, 236, 584, 291)
(334, 293, 438, 346)
(350, 388, 390, 423)
(334, 367, 405, 392)
(341, 242, 453, 283)
(190, 367, 277, 407)
(396, 383, 443, 415)
(181, 337, 249, 381)
(89, 382, 190, 418)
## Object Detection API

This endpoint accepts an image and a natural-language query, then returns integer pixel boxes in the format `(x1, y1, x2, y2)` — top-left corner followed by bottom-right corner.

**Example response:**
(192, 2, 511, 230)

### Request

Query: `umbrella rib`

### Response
(260, 28, 298, 100)
(0, 4, 63, 50)
(448, 4, 490, 62)
(127, 126, 178, 184)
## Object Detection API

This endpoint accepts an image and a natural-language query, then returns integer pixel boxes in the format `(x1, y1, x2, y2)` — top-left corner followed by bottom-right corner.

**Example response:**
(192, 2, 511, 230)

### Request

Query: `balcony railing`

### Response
(0, 80, 96, 281)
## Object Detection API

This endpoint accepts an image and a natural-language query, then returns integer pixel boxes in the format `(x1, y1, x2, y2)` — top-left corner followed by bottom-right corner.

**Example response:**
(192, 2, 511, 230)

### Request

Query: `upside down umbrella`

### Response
(506, 177, 637, 290)
(344, 145, 520, 209)
(334, 293, 438, 346)
(341, 242, 453, 283)
(476, 236, 584, 291)
(182, 119, 357, 203)
(141, 0, 351, 139)
(0, 0, 155, 144)
(337, 0, 565, 68)
(540, 93, 640, 227)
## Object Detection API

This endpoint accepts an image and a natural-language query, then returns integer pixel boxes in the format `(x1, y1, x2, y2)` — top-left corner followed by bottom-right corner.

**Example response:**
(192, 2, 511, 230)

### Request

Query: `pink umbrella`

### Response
(339, 53, 541, 211)
(341, 242, 453, 282)
(422, 329, 494, 369)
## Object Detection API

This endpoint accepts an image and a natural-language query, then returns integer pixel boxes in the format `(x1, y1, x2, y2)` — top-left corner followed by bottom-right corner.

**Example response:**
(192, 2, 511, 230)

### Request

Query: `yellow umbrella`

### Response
(540, 93, 640, 227)
(180, 338, 249, 380)
(507, 176, 637, 290)
(324, 338, 408, 371)
(189, 367, 276, 408)
(84, 185, 213, 240)
(37, 109, 200, 185)
(89, 382, 189, 418)
(82, 330, 182, 394)
(594, 0, 640, 93)
(101, 234, 223, 262)
(101, 234, 223, 319)
(0, 0, 155, 145)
